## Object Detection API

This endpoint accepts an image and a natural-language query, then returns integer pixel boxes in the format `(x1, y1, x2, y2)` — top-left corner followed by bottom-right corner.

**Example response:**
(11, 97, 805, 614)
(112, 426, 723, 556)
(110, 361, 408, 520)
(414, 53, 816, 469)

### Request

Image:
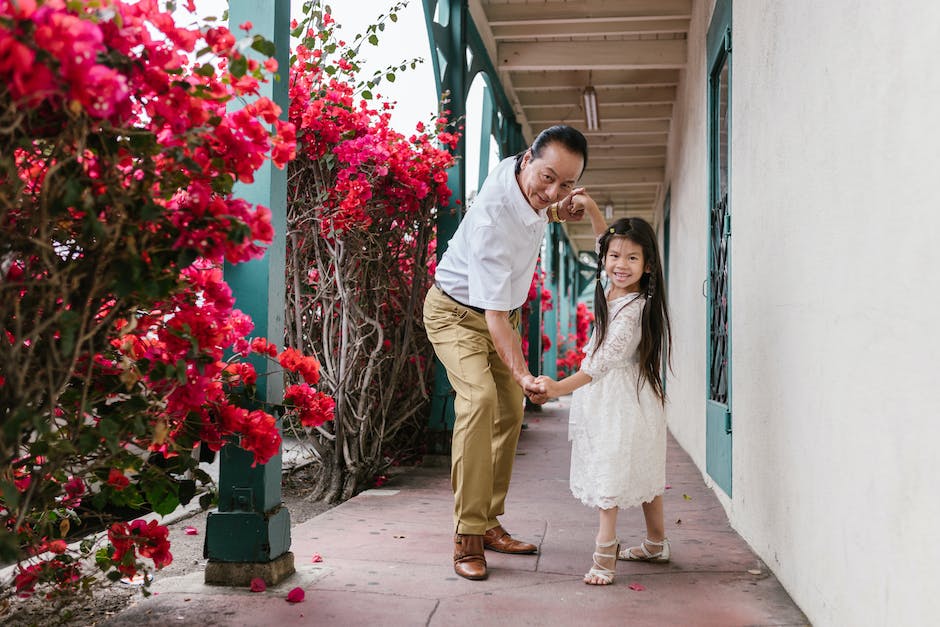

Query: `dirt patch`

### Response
(0, 464, 335, 627)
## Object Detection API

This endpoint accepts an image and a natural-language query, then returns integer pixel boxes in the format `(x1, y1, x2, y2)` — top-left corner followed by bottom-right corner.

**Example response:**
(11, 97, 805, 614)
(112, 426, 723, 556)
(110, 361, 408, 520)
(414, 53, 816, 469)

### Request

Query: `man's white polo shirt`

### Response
(435, 156, 549, 312)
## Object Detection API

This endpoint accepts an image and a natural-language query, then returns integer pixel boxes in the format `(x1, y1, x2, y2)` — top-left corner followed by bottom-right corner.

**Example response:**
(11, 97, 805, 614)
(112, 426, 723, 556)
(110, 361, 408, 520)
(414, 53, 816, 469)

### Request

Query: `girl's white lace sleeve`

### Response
(579, 300, 641, 380)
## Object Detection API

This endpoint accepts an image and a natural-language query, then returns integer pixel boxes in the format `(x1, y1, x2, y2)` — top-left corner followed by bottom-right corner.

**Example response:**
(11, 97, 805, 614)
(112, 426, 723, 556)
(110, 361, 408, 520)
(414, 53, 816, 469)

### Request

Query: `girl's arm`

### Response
(535, 371, 592, 398)
(573, 192, 607, 239)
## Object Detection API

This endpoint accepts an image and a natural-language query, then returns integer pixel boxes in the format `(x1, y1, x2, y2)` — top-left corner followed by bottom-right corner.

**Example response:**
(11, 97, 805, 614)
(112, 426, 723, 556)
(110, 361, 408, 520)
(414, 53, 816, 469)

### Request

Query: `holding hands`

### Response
(556, 187, 587, 221)
(534, 375, 561, 399)
(520, 374, 548, 405)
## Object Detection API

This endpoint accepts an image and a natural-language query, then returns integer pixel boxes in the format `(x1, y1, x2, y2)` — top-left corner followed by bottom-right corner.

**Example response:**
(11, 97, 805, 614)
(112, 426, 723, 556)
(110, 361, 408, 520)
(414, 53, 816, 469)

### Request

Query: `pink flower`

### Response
(628, 582, 647, 591)
(239, 21, 253, 31)
(286, 587, 305, 603)
(75, 65, 129, 118)
(250, 577, 266, 592)
(311, 553, 322, 563)
(183, 526, 199, 535)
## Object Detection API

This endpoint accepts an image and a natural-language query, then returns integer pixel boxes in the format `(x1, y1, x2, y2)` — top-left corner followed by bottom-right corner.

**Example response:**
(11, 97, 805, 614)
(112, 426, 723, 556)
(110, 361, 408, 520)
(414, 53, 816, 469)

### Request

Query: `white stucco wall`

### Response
(665, 2, 940, 625)
(662, 0, 713, 475)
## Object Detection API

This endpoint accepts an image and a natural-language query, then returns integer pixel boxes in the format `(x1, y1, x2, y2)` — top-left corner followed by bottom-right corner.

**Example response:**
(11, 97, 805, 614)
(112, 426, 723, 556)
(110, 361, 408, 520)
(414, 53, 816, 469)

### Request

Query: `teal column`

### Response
(205, 0, 293, 583)
(526, 261, 543, 378)
(560, 244, 569, 355)
(424, 0, 468, 444)
(478, 85, 493, 189)
(542, 225, 559, 378)
(567, 248, 579, 342)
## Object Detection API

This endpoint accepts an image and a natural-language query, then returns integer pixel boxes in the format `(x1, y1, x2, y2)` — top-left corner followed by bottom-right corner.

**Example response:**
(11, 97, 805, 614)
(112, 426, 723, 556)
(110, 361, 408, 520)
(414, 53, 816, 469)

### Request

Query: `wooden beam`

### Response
(499, 39, 687, 71)
(517, 86, 676, 108)
(585, 156, 665, 169)
(511, 69, 680, 91)
(588, 143, 667, 156)
(484, 0, 692, 22)
(492, 18, 689, 40)
(531, 119, 669, 135)
(579, 168, 664, 187)
(526, 104, 673, 123)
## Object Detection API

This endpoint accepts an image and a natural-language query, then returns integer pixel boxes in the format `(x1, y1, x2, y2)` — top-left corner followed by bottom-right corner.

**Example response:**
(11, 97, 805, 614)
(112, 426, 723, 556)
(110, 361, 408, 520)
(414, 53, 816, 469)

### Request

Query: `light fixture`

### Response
(582, 85, 599, 131)
(604, 202, 614, 220)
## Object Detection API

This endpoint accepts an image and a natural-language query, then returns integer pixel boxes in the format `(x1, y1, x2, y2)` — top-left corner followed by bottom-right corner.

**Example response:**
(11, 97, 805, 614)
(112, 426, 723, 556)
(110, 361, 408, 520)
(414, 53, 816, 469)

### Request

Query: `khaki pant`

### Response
(423, 285, 525, 535)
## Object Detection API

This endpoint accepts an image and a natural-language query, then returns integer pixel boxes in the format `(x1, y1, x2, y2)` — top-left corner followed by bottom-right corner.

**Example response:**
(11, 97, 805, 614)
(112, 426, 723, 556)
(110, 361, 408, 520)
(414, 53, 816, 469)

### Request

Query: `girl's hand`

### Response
(534, 375, 559, 398)
(557, 188, 587, 221)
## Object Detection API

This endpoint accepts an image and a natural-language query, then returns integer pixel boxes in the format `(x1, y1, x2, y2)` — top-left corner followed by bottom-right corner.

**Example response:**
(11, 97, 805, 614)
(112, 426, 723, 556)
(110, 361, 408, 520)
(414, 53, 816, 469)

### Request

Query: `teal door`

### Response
(706, 0, 732, 496)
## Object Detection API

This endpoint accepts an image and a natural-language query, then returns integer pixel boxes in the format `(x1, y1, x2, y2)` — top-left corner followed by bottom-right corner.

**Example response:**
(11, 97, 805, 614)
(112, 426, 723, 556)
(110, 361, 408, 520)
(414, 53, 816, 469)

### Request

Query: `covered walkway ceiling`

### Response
(469, 0, 691, 252)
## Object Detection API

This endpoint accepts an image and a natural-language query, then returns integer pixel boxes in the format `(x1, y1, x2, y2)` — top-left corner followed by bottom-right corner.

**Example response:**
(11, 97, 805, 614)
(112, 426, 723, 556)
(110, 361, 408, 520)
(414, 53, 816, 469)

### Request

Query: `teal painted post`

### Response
(205, 0, 292, 569)
(542, 225, 559, 378)
(478, 85, 493, 189)
(568, 249, 579, 340)
(424, 0, 468, 441)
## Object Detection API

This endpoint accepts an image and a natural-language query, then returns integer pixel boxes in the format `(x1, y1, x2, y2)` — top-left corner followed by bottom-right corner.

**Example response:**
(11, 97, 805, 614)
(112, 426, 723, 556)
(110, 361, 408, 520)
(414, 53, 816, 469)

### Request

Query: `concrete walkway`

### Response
(106, 399, 808, 626)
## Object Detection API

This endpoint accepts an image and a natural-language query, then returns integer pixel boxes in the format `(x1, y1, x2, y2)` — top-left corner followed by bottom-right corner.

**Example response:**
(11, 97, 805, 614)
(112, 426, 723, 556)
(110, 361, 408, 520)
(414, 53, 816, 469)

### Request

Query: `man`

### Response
(423, 125, 589, 580)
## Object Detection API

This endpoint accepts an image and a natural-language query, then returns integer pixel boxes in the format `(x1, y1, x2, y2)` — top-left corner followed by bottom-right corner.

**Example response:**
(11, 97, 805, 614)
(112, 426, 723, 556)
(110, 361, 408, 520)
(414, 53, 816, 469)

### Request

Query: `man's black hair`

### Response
(513, 125, 588, 175)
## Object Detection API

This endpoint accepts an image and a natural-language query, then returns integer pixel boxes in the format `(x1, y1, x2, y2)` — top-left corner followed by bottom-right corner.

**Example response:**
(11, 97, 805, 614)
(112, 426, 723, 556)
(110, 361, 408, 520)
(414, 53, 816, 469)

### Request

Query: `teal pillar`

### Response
(542, 225, 559, 378)
(559, 244, 570, 358)
(205, 0, 293, 584)
(424, 0, 468, 444)
(478, 85, 493, 189)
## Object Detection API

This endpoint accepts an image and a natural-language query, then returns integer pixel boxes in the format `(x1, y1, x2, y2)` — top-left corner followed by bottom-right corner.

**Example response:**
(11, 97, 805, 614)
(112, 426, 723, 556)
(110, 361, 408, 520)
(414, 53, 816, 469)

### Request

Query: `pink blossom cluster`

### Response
(287, 20, 455, 235)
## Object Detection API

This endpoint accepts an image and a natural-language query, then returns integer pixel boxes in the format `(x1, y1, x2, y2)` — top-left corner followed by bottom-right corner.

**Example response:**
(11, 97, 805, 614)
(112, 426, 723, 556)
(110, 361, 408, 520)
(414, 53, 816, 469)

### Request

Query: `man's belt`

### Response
(434, 282, 520, 317)
(435, 282, 486, 314)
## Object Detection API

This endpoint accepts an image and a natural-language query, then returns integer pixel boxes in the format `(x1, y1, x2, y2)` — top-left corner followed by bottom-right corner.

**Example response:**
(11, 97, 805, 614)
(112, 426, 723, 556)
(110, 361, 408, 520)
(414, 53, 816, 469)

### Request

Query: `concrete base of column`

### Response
(204, 551, 295, 587)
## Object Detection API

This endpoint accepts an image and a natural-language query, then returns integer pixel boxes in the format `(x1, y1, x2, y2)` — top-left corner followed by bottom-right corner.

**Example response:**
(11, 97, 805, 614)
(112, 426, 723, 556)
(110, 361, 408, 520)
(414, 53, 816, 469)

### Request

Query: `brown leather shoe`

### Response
(483, 525, 538, 554)
(453, 534, 487, 580)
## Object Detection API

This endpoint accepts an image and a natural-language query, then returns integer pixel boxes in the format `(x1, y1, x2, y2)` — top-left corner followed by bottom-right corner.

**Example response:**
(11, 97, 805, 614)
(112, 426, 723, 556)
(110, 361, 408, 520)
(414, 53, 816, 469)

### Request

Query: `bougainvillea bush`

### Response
(557, 302, 594, 377)
(0, 0, 330, 598)
(284, 3, 456, 501)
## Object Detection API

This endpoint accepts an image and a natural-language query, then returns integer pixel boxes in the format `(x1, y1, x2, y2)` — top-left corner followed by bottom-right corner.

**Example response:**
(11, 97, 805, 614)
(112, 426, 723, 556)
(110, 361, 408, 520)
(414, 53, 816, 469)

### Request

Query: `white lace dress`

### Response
(568, 293, 667, 510)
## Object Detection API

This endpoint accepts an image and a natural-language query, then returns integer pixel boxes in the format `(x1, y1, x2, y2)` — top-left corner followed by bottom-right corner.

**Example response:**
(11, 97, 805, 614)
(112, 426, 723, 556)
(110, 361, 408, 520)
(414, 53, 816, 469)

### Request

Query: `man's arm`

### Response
(485, 309, 547, 403)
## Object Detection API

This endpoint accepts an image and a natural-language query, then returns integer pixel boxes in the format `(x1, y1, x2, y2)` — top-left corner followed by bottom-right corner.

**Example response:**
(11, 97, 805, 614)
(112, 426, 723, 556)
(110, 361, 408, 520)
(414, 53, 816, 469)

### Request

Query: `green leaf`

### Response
(144, 482, 180, 517)
(230, 54, 248, 77)
(0, 481, 18, 510)
(194, 63, 215, 77)
(368, 34, 379, 46)
(386, 72, 396, 83)
(250, 35, 276, 58)
(362, 90, 373, 100)
(390, 13, 398, 22)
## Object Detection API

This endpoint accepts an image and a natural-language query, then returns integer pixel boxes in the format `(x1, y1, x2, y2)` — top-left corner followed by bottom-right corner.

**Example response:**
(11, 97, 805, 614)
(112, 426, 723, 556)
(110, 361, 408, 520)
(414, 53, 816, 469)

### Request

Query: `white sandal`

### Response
(619, 537, 670, 563)
(584, 538, 619, 585)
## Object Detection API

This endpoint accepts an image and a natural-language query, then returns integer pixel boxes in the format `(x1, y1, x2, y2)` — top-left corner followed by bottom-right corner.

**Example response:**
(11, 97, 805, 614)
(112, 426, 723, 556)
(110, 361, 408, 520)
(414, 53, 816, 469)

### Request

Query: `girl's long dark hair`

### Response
(592, 217, 672, 404)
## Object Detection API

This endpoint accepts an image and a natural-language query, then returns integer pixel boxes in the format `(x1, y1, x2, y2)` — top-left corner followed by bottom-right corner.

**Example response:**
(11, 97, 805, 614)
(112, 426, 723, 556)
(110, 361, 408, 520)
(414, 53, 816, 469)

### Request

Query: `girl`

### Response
(536, 196, 672, 586)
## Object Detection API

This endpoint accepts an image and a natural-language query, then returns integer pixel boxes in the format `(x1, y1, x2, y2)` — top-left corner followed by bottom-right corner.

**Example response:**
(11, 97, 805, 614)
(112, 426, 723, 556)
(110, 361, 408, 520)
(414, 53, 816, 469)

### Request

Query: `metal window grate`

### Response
(708, 193, 729, 404)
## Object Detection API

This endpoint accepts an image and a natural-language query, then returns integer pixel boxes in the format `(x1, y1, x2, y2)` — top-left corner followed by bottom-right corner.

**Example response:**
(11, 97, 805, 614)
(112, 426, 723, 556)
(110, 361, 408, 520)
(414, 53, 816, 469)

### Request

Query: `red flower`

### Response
(62, 476, 85, 507)
(240, 410, 282, 466)
(284, 384, 335, 428)
(107, 468, 130, 491)
(278, 347, 320, 385)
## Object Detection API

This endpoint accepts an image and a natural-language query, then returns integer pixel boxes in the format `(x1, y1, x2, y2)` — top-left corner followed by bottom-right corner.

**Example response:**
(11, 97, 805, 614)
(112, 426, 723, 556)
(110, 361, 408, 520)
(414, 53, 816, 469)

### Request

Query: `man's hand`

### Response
(520, 374, 548, 405)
